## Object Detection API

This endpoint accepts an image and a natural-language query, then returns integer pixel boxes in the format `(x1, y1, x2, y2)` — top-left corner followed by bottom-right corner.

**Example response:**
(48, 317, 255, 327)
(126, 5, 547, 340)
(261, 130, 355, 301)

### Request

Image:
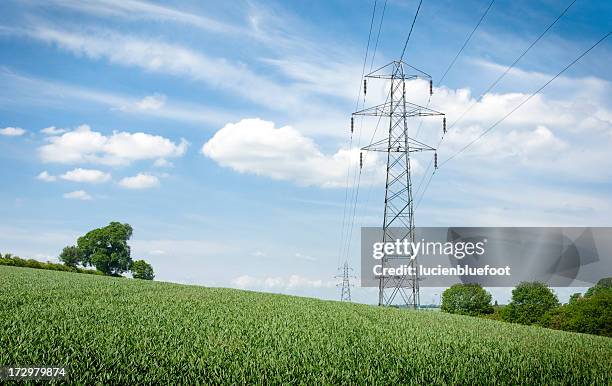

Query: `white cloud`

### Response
(63, 190, 92, 200)
(36, 171, 57, 182)
(128, 93, 166, 111)
(0, 127, 26, 136)
(153, 158, 173, 168)
(136, 94, 165, 110)
(38, 124, 188, 165)
(60, 168, 111, 183)
(40, 126, 67, 135)
(202, 118, 386, 188)
(380, 76, 612, 182)
(294, 252, 316, 261)
(231, 274, 334, 290)
(119, 173, 160, 189)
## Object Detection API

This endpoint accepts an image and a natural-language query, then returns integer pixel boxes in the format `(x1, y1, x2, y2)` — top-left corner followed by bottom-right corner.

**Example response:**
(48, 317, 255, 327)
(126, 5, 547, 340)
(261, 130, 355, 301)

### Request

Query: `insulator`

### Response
(403, 82, 406, 99)
(363, 79, 367, 95)
(350, 117, 354, 133)
(359, 152, 363, 169)
(434, 153, 438, 169)
(443, 117, 447, 134)
(429, 80, 433, 95)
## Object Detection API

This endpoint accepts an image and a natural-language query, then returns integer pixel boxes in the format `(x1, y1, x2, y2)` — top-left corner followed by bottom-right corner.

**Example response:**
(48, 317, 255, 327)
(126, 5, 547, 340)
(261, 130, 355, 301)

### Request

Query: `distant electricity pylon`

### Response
(336, 260, 355, 302)
(354, 60, 445, 308)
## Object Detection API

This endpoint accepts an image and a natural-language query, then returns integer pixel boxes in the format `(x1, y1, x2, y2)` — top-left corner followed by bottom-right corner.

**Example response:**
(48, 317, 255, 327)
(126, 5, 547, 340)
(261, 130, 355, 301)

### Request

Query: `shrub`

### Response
(441, 283, 493, 316)
(584, 277, 612, 297)
(0, 253, 101, 275)
(131, 260, 155, 280)
(542, 291, 612, 337)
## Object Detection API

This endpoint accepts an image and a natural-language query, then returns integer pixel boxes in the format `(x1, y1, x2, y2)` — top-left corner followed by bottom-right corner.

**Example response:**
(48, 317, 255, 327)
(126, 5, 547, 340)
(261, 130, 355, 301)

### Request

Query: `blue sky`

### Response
(0, 0, 610, 303)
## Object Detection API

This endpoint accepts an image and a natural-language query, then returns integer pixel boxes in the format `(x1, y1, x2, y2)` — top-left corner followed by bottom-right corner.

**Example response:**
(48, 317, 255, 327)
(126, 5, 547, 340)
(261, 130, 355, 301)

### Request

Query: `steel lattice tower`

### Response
(336, 260, 355, 302)
(354, 60, 444, 308)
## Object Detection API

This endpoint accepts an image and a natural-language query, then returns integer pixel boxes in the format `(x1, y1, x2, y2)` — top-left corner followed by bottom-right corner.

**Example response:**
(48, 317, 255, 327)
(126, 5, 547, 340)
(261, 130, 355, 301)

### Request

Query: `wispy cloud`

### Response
(33, 0, 246, 36)
(21, 25, 301, 111)
(40, 126, 67, 135)
(231, 274, 335, 290)
(0, 127, 26, 136)
(63, 190, 92, 200)
(37, 171, 57, 182)
(0, 68, 234, 126)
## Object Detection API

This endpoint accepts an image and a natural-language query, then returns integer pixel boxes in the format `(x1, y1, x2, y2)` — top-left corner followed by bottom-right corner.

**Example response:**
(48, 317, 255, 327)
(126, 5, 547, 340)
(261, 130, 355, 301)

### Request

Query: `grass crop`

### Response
(1, 266, 611, 384)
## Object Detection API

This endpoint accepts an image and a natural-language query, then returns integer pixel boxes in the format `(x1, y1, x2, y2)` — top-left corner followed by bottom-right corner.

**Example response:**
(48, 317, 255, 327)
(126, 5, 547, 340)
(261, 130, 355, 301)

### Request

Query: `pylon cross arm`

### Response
(361, 137, 435, 153)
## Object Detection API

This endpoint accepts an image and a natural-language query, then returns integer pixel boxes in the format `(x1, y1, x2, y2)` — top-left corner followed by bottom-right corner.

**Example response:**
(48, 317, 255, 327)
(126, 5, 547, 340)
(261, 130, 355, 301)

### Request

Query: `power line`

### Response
(338, 0, 379, 266)
(342, 0, 397, 265)
(414, 30, 610, 208)
(399, 0, 423, 61)
(414, 0, 495, 140)
(413, 0, 579, 205)
(369, 0, 388, 72)
(445, 0, 578, 133)
(355, 0, 379, 111)
(437, 0, 495, 87)
(439, 31, 611, 167)
(362, 0, 494, 230)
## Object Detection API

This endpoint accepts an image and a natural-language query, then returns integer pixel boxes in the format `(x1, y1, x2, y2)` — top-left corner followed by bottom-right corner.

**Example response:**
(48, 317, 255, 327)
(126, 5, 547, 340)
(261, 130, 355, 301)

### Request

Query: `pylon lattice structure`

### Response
(336, 261, 355, 302)
(354, 60, 445, 308)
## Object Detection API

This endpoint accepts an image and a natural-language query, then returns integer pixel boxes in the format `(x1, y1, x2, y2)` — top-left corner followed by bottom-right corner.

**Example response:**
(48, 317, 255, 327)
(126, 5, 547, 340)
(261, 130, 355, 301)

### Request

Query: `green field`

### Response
(1, 266, 611, 384)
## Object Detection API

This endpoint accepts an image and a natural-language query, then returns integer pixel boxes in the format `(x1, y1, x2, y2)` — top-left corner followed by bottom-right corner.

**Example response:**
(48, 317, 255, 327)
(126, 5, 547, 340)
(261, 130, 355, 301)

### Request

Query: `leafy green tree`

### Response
(501, 282, 559, 325)
(441, 283, 493, 316)
(59, 245, 80, 268)
(76, 222, 134, 276)
(543, 291, 612, 337)
(584, 277, 612, 297)
(569, 292, 582, 304)
(131, 260, 154, 280)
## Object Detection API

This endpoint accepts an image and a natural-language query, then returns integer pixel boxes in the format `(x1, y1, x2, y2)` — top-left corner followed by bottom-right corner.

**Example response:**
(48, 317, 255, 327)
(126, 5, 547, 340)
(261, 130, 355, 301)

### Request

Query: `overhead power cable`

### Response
(414, 0, 495, 140)
(413, 0, 579, 204)
(369, 0, 388, 72)
(338, 0, 378, 266)
(414, 30, 611, 209)
(445, 0, 578, 134)
(437, 0, 495, 86)
(439, 31, 611, 167)
(399, 0, 423, 61)
(344, 0, 425, 264)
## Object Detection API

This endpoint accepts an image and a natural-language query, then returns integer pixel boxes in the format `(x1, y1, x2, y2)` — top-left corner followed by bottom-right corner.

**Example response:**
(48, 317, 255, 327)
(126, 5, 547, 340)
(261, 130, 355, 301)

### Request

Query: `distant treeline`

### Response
(441, 280, 612, 338)
(0, 253, 103, 275)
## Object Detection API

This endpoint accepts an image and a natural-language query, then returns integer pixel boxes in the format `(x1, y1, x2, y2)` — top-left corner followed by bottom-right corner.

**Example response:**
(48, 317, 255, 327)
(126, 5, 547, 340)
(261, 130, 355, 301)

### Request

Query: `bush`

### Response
(501, 282, 559, 325)
(584, 277, 612, 297)
(480, 304, 504, 321)
(441, 283, 493, 316)
(131, 260, 155, 280)
(542, 291, 612, 337)
(541, 278, 612, 337)
(0, 254, 102, 275)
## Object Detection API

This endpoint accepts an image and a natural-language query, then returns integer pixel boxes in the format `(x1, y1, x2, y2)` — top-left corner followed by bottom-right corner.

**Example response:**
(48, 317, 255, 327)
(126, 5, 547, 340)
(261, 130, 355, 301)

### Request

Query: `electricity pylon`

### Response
(354, 60, 444, 308)
(336, 260, 355, 302)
